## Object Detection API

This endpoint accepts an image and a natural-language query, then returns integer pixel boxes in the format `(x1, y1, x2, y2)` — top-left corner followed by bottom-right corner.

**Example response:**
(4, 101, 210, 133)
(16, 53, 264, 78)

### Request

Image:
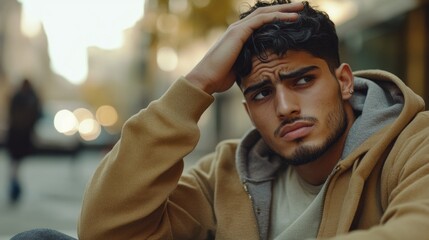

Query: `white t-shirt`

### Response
(269, 166, 324, 240)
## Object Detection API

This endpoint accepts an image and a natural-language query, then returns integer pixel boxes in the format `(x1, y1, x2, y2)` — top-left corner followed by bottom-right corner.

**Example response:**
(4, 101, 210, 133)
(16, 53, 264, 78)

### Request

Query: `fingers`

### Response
(247, 11, 299, 29)
(185, 2, 305, 94)
(248, 1, 304, 16)
(234, 1, 304, 32)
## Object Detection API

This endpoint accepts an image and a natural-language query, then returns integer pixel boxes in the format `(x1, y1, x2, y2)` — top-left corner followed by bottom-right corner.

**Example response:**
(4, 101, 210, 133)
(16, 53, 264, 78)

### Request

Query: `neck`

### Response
(294, 104, 355, 185)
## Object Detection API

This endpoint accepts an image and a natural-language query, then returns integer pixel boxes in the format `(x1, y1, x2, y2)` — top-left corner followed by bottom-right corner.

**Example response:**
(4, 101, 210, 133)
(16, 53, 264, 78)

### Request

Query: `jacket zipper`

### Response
(244, 180, 266, 217)
(242, 180, 253, 202)
(243, 180, 264, 239)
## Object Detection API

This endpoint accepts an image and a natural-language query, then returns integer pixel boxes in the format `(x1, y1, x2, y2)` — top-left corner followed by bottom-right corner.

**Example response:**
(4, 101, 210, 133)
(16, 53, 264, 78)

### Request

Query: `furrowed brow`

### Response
(243, 79, 271, 96)
(279, 65, 319, 80)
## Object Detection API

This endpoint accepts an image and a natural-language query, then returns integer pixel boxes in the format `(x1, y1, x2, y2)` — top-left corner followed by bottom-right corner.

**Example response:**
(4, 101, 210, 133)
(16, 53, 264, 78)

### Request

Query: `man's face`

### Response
(241, 50, 350, 165)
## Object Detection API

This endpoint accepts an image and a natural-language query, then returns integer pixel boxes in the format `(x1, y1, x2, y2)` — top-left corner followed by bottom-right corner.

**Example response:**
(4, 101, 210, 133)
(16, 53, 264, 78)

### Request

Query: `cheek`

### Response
(302, 93, 341, 125)
(248, 106, 277, 129)
(302, 95, 325, 116)
(314, 96, 343, 126)
(311, 85, 342, 108)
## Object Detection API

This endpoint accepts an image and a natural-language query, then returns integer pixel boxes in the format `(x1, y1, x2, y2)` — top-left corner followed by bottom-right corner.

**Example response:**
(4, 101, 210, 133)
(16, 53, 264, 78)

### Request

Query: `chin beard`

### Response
(283, 106, 348, 166)
(285, 143, 335, 166)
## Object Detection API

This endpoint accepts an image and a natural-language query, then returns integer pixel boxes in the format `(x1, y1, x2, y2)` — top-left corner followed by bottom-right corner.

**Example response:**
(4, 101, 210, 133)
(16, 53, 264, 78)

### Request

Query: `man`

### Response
(77, 0, 429, 239)
(13, 0, 429, 239)
(6, 78, 41, 203)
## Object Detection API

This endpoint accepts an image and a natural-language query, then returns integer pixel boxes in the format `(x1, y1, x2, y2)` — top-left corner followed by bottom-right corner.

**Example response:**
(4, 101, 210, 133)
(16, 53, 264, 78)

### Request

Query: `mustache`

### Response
(274, 116, 318, 137)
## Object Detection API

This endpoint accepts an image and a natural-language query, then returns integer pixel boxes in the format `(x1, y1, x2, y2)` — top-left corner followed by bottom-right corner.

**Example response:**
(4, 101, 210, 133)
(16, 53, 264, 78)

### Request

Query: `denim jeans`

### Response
(11, 229, 77, 240)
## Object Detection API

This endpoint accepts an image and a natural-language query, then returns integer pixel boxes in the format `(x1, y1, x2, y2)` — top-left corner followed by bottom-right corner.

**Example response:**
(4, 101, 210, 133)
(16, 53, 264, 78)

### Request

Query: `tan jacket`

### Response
(78, 70, 429, 239)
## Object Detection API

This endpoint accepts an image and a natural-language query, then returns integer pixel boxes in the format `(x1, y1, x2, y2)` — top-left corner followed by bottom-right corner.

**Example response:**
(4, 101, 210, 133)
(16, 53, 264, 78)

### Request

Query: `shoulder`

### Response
(190, 139, 241, 172)
(383, 111, 429, 188)
(397, 111, 429, 141)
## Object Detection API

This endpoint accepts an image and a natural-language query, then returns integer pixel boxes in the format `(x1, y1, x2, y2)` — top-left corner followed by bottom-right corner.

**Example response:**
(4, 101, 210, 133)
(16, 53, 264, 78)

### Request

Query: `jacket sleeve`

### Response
(325, 112, 429, 240)
(78, 77, 215, 240)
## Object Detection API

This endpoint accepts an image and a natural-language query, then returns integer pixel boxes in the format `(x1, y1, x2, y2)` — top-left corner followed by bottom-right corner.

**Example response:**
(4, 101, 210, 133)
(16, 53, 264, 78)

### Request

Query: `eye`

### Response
(253, 89, 272, 101)
(295, 76, 314, 86)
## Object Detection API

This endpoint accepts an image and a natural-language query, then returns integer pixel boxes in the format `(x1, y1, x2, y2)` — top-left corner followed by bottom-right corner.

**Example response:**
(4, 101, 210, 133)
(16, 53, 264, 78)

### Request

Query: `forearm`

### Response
(78, 77, 214, 240)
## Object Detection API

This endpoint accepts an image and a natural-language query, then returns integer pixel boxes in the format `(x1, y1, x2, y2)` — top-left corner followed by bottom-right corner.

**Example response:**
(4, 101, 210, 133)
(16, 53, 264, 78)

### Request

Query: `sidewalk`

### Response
(0, 149, 103, 239)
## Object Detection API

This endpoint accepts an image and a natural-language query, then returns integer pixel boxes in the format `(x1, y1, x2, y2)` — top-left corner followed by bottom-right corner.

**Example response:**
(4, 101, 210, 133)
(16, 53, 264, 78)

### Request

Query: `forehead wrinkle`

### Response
(247, 64, 297, 88)
(245, 66, 273, 87)
(247, 59, 284, 85)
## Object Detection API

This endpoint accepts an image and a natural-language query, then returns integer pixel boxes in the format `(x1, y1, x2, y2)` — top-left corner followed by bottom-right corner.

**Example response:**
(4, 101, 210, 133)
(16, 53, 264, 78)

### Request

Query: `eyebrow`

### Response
(243, 80, 271, 96)
(278, 65, 319, 80)
(242, 65, 319, 96)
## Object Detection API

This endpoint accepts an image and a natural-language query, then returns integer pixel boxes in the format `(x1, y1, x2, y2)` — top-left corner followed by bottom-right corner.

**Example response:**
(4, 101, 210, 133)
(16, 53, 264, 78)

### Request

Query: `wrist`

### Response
(185, 74, 215, 95)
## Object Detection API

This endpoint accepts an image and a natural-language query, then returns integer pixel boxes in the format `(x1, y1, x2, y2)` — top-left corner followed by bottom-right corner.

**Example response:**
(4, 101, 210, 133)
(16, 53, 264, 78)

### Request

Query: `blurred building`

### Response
(338, 0, 429, 105)
(0, 0, 428, 154)
(0, 0, 82, 146)
(0, 0, 48, 143)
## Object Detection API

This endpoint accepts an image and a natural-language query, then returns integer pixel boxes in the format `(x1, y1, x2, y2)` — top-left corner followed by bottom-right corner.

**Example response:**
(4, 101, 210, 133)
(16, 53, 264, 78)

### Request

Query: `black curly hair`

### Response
(233, 0, 340, 86)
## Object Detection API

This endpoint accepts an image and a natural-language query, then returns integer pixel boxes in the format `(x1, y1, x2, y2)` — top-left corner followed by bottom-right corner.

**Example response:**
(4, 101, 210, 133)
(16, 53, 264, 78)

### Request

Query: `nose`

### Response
(275, 86, 300, 119)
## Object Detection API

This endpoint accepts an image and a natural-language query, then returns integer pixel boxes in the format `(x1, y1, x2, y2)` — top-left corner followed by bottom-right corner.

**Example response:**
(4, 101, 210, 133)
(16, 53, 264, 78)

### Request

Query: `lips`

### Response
(278, 121, 314, 141)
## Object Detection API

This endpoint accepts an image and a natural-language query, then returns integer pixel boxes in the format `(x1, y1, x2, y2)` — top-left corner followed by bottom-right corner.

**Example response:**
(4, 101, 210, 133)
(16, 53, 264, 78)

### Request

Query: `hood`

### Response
(236, 69, 424, 182)
(341, 75, 404, 159)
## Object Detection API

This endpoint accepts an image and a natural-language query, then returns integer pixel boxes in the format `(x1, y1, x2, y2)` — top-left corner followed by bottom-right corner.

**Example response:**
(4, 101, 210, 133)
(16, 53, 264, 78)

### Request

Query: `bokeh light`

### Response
(157, 46, 178, 72)
(54, 109, 79, 135)
(169, 0, 189, 14)
(73, 108, 94, 122)
(79, 119, 101, 141)
(96, 105, 118, 127)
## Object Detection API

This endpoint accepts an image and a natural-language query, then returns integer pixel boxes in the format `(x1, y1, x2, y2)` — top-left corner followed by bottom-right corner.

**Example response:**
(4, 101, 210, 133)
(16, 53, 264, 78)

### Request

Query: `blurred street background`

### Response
(0, 0, 428, 238)
(0, 149, 101, 239)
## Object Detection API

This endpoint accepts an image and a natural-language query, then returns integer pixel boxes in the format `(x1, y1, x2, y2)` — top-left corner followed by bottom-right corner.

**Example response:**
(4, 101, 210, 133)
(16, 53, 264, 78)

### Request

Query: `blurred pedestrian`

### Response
(5, 78, 42, 203)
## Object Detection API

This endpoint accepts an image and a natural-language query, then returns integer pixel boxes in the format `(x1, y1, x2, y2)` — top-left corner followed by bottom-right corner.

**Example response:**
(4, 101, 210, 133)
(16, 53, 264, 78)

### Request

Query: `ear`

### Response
(335, 63, 354, 100)
(242, 100, 255, 126)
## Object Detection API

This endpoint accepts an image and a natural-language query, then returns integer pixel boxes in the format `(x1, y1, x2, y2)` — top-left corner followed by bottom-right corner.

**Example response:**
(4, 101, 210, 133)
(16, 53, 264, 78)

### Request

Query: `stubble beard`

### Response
(282, 102, 348, 166)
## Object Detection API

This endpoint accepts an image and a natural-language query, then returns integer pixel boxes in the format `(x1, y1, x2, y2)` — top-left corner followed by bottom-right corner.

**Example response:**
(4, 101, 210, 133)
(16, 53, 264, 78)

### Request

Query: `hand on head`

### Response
(186, 1, 304, 95)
